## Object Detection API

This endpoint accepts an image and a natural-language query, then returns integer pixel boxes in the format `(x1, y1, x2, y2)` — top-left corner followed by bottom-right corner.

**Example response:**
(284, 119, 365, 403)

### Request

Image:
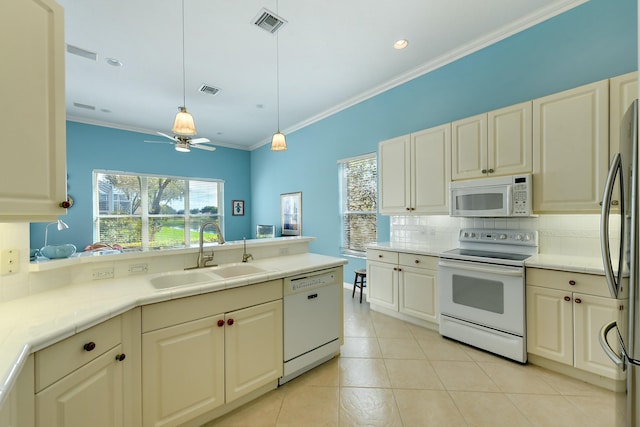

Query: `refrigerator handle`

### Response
(600, 153, 622, 299)
(599, 320, 626, 370)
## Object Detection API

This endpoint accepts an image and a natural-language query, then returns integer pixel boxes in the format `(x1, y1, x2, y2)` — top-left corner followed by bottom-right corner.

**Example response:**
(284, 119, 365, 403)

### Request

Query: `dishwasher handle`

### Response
(307, 293, 318, 300)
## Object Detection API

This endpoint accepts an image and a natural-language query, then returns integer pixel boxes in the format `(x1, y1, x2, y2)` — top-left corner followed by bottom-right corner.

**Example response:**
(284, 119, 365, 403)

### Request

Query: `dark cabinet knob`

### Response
(564, 296, 571, 302)
(414, 259, 420, 264)
(83, 342, 96, 352)
(227, 318, 234, 326)
(115, 353, 126, 362)
(217, 319, 225, 327)
(569, 280, 576, 286)
(575, 298, 582, 304)
(488, 169, 494, 173)
(482, 169, 487, 174)
(60, 201, 71, 208)
(406, 207, 411, 211)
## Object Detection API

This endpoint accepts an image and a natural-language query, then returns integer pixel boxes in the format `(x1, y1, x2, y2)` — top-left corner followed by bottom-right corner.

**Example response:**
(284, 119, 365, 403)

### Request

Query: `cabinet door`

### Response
(0, 355, 34, 427)
(367, 261, 398, 311)
(36, 346, 125, 427)
(379, 135, 411, 214)
(399, 266, 438, 323)
(574, 294, 625, 380)
(526, 286, 573, 365)
(487, 101, 533, 176)
(142, 315, 225, 427)
(225, 300, 283, 403)
(452, 113, 487, 180)
(533, 80, 609, 213)
(412, 124, 451, 214)
(0, 0, 67, 221)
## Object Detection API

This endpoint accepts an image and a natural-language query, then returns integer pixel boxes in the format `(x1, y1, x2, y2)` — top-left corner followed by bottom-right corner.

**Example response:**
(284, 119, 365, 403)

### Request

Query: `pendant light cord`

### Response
(181, 0, 186, 110)
(275, 0, 281, 131)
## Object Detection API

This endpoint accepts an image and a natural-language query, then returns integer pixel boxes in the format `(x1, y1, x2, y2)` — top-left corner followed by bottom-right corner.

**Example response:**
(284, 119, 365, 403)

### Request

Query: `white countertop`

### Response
(0, 253, 347, 409)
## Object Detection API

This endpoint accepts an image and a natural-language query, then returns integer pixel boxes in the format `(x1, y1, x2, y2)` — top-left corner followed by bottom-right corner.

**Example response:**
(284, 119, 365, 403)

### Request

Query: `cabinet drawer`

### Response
(367, 249, 398, 264)
(35, 315, 122, 392)
(399, 253, 437, 269)
(526, 268, 612, 297)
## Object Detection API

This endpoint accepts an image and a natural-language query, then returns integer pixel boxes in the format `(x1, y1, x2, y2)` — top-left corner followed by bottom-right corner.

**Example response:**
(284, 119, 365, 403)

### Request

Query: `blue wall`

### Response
(32, 0, 637, 283)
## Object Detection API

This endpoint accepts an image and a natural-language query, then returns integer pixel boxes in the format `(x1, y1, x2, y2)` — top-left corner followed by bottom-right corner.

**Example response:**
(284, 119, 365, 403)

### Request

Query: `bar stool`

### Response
(352, 268, 367, 303)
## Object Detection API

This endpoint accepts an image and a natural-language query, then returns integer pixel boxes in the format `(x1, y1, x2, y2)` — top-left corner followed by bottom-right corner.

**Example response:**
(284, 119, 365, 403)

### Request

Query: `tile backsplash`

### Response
(390, 214, 620, 258)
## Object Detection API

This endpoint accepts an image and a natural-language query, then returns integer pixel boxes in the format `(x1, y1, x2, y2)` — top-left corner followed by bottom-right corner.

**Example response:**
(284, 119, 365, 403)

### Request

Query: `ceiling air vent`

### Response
(66, 44, 97, 61)
(73, 102, 96, 110)
(199, 84, 221, 96)
(253, 8, 287, 34)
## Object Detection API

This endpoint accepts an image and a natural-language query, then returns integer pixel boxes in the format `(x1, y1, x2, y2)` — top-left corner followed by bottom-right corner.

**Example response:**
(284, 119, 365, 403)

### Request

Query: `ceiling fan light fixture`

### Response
(271, 130, 287, 151)
(175, 141, 191, 152)
(172, 106, 197, 135)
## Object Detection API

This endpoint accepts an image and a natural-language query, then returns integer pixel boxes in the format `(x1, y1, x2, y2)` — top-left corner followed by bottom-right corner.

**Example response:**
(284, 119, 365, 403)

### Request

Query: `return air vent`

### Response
(66, 44, 97, 61)
(253, 8, 287, 34)
(199, 84, 221, 96)
(73, 102, 96, 110)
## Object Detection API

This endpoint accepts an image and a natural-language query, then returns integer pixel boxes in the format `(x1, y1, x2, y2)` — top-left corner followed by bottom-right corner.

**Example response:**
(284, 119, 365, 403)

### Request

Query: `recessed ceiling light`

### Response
(394, 39, 409, 50)
(105, 57, 123, 67)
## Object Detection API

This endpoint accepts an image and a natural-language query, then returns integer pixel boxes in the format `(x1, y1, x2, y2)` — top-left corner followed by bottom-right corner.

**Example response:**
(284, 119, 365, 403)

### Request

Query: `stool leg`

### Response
(359, 277, 365, 303)
(352, 273, 357, 299)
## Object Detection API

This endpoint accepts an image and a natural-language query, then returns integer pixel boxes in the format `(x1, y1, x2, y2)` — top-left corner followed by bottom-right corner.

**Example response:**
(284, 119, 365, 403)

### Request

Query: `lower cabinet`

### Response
(141, 280, 283, 427)
(526, 268, 624, 380)
(0, 355, 34, 427)
(367, 249, 438, 325)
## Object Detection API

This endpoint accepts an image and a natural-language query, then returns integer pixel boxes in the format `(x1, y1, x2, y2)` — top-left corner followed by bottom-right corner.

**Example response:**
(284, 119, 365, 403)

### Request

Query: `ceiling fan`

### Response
(144, 131, 217, 153)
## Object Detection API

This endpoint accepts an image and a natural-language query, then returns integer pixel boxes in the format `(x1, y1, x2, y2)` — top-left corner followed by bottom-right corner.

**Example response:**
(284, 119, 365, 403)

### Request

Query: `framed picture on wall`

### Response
(232, 200, 244, 216)
(280, 192, 302, 236)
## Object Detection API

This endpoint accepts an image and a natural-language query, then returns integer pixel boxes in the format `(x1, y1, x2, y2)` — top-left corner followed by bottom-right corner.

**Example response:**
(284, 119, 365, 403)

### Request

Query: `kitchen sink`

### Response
(150, 270, 218, 289)
(209, 263, 267, 278)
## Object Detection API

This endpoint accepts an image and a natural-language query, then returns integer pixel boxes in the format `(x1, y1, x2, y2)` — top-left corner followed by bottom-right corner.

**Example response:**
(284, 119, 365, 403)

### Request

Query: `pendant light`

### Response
(271, 0, 287, 151)
(172, 0, 197, 136)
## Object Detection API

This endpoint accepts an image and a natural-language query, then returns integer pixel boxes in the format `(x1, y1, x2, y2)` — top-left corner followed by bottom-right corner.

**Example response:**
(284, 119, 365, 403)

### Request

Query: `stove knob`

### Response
(463, 232, 469, 238)
(470, 233, 476, 238)
(499, 234, 507, 240)
(515, 234, 523, 241)
(524, 234, 531, 241)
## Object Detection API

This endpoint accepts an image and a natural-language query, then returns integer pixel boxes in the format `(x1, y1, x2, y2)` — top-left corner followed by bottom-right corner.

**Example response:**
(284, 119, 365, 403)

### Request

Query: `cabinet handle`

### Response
(217, 319, 225, 327)
(115, 353, 126, 362)
(564, 296, 571, 302)
(488, 169, 494, 173)
(481, 169, 487, 174)
(83, 342, 96, 352)
(569, 280, 576, 286)
(414, 259, 420, 264)
(575, 298, 582, 304)
(600, 200, 621, 206)
(378, 254, 383, 258)
(406, 207, 411, 211)
(397, 268, 402, 272)
(227, 318, 234, 326)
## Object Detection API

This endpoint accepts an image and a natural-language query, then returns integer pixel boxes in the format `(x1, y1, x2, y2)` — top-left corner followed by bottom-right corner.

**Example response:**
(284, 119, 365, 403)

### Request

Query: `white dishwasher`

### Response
(279, 267, 342, 385)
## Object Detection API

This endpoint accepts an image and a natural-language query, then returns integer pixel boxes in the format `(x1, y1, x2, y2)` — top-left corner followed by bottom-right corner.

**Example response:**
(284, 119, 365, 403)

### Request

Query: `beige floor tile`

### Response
(528, 365, 616, 397)
(339, 387, 403, 427)
(285, 357, 340, 388)
(565, 394, 621, 427)
(205, 387, 285, 427)
(449, 391, 533, 427)
(339, 358, 391, 388)
(407, 323, 441, 341)
(507, 393, 594, 427)
(275, 385, 339, 426)
(477, 361, 558, 394)
(394, 389, 467, 426)
(417, 336, 473, 361)
(343, 319, 377, 337)
(384, 359, 445, 390)
(370, 313, 414, 338)
(431, 361, 500, 392)
(461, 344, 509, 363)
(378, 337, 426, 359)
(340, 337, 382, 358)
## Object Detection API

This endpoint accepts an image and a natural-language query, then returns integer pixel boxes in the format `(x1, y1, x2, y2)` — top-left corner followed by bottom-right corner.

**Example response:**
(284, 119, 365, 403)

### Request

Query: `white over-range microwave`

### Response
(449, 174, 533, 217)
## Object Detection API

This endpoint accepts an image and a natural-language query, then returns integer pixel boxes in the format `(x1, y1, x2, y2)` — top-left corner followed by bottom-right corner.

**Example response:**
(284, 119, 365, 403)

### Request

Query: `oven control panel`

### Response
(459, 229, 537, 246)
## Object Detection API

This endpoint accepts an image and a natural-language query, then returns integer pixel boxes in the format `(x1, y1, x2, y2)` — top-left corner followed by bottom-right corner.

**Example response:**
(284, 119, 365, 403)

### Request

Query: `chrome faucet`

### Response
(241, 237, 253, 263)
(195, 221, 225, 268)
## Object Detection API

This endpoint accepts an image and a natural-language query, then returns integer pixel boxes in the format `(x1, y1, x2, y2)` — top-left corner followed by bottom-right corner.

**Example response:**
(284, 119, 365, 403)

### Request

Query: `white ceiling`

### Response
(59, 0, 586, 150)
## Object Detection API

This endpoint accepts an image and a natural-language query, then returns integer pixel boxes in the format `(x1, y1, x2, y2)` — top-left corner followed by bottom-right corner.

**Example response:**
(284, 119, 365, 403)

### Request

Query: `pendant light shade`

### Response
(271, 0, 287, 151)
(172, 106, 197, 136)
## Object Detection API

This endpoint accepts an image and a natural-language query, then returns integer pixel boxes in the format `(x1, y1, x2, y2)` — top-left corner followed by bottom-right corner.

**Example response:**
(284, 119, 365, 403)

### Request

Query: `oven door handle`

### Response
(438, 260, 523, 277)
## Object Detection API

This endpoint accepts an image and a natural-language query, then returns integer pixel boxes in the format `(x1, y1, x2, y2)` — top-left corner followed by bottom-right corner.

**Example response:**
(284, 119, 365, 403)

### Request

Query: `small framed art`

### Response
(232, 200, 245, 216)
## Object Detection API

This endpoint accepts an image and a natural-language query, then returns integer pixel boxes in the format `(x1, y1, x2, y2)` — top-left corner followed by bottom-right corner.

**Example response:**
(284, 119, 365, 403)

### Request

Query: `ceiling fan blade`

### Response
(144, 140, 173, 144)
(192, 144, 217, 151)
(157, 131, 178, 142)
(189, 137, 211, 144)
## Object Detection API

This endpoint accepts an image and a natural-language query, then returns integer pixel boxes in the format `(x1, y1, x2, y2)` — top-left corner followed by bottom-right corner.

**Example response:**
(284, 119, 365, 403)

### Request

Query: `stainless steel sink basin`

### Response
(209, 263, 267, 278)
(150, 270, 217, 289)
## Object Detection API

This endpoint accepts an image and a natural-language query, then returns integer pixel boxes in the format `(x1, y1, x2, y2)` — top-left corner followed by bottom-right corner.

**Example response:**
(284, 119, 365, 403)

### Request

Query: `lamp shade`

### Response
(172, 107, 197, 135)
(271, 131, 287, 151)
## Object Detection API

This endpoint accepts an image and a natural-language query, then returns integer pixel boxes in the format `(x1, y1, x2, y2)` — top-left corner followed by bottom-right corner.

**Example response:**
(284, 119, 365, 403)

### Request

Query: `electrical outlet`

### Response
(92, 267, 114, 280)
(0, 249, 19, 275)
(128, 263, 148, 274)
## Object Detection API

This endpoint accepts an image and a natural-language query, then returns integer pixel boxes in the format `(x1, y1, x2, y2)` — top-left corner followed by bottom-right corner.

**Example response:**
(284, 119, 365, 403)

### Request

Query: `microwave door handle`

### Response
(507, 185, 513, 216)
(600, 153, 622, 299)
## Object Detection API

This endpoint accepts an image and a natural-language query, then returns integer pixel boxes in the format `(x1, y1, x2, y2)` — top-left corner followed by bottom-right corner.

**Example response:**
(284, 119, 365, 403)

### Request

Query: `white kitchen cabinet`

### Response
(0, 0, 68, 222)
(451, 101, 532, 180)
(141, 280, 283, 427)
(526, 268, 624, 380)
(0, 356, 34, 427)
(367, 249, 438, 326)
(34, 311, 139, 427)
(379, 124, 451, 215)
(532, 80, 609, 213)
(610, 71, 638, 158)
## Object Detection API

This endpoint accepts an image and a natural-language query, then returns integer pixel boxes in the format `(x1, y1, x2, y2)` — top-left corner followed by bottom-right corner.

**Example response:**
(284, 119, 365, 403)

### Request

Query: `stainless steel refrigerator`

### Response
(600, 99, 640, 427)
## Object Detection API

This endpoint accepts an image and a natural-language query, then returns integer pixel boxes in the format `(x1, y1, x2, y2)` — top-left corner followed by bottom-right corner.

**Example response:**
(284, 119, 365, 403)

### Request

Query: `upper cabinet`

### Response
(0, 0, 68, 222)
(532, 80, 609, 213)
(451, 101, 532, 181)
(379, 124, 451, 215)
(610, 71, 638, 159)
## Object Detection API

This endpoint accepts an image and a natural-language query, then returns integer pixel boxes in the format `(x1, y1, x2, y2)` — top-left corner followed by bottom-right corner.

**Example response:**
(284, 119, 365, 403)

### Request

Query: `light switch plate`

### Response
(1, 249, 19, 275)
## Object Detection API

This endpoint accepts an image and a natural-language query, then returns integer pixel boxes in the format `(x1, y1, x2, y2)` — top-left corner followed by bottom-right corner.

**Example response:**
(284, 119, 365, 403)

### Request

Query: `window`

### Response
(94, 171, 223, 250)
(338, 153, 377, 257)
